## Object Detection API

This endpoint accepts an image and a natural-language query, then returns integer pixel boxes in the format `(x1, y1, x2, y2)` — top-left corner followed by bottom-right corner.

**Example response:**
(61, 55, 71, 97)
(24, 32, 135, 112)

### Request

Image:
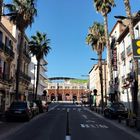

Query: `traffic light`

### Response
(132, 39, 140, 59)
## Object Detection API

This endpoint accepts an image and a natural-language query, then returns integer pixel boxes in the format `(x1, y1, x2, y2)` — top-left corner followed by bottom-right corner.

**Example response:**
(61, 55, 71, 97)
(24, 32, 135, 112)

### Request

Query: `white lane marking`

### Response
(78, 108, 81, 112)
(67, 108, 70, 112)
(82, 114, 88, 119)
(80, 124, 86, 128)
(85, 124, 90, 128)
(49, 104, 59, 111)
(65, 136, 71, 140)
(86, 120, 95, 123)
(80, 124, 109, 129)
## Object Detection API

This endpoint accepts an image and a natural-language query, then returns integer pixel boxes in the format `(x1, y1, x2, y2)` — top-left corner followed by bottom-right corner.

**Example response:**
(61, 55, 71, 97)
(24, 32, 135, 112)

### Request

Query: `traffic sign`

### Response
(132, 39, 140, 59)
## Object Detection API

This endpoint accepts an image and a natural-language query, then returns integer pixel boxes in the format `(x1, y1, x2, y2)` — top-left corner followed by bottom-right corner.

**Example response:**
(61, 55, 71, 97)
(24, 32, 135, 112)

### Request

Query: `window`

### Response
(0, 31, 3, 47)
(126, 45, 132, 56)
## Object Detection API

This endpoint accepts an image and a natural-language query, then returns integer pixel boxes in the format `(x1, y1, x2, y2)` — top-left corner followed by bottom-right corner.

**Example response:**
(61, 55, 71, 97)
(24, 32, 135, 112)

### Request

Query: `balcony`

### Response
(0, 74, 14, 85)
(126, 45, 132, 56)
(23, 50, 31, 63)
(0, 42, 14, 60)
(4, 45, 15, 59)
(19, 71, 31, 84)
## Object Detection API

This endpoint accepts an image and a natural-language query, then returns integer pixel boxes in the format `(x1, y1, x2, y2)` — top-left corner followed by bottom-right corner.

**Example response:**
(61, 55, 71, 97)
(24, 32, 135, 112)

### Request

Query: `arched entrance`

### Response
(73, 94, 77, 101)
(65, 93, 70, 101)
(57, 94, 62, 101)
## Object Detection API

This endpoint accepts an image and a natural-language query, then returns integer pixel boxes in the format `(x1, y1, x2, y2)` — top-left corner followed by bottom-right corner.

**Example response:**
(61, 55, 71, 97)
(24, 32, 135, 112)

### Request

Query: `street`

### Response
(0, 103, 140, 140)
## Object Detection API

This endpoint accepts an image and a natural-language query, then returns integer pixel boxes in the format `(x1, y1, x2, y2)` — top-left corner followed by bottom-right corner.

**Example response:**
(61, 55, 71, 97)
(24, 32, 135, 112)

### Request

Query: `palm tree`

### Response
(0, 0, 3, 21)
(93, 0, 115, 97)
(5, 0, 37, 100)
(29, 31, 51, 100)
(86, 22, 106, 111)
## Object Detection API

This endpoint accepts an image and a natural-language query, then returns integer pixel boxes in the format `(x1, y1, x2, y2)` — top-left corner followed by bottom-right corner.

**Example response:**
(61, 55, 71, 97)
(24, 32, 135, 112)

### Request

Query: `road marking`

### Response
(80, 124, 109, 129)
(82, 114, 88, 119)
(65, 136, 71, 140)
(80, 124, 86, 128)
(78, 108, 81, 112)
(86, 120, 95, 123)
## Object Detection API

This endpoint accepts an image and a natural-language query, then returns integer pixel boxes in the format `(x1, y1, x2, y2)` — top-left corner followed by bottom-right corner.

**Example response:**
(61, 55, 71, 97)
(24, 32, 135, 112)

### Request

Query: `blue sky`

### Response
(5, 0, 140, 79)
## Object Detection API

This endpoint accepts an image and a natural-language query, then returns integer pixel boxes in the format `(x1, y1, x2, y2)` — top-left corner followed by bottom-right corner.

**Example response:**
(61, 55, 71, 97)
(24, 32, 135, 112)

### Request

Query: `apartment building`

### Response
(109, 18, 140, 112)
(28, 56, 48, 101)
(0, 17, 31, 112)
(0, 17, 16, 112)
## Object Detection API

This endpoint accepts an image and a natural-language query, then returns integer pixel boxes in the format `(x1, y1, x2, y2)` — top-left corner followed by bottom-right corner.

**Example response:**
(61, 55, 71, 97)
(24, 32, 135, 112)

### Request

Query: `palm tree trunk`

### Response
(103, 14, 113, 96)
(35, 60, 40, 100)
(98, 50, 104, 112)
(15, 30, 24, 101)
(0, 0, 3, 21)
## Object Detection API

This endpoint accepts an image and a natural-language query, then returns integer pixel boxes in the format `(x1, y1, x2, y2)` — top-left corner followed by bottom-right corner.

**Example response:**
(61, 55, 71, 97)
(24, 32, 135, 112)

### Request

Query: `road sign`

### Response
(132, 39, 140, 59)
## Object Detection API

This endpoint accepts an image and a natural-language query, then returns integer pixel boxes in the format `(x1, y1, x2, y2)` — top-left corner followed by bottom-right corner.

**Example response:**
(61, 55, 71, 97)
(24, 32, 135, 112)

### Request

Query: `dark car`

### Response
(5, 101, 33, 121)
(103, 102, 128, 119)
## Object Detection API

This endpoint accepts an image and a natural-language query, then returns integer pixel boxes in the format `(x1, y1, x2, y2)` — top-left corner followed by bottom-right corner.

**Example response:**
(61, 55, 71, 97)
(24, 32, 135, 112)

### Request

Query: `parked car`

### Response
(5, 101, 33, 121)
(30, 102, 39, 116)
(103, 102, 128, 119)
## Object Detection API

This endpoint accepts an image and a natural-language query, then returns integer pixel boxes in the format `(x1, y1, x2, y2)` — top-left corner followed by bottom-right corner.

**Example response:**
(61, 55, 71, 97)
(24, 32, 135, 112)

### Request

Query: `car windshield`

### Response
(10, 102, 27, 109)
(113, 103, 125, 109)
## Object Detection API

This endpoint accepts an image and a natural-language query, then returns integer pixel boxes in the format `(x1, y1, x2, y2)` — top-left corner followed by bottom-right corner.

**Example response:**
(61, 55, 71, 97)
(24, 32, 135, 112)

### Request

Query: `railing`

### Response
(19, 71, 31, 82)
(0, 41, 14, 59)
(23, 50, 31, 62)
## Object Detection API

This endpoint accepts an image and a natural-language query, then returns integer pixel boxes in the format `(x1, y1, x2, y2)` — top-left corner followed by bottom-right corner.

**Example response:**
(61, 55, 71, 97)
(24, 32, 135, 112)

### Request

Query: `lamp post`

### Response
(90, 58, 107, 112)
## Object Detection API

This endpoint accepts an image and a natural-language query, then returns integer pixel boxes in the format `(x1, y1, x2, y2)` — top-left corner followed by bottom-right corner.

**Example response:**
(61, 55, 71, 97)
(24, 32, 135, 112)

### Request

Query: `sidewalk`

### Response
(85, 106, 140, 140)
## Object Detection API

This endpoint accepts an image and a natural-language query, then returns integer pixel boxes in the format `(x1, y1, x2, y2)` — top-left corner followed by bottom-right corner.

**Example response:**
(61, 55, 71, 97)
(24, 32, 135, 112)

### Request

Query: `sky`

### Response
(5, 0, 140, 79)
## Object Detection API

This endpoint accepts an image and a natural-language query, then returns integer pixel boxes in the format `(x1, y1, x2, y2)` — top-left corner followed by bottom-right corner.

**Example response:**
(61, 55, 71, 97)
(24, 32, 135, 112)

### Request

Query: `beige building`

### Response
(89, 62, 108, 106)
(0, 17, 31, 112)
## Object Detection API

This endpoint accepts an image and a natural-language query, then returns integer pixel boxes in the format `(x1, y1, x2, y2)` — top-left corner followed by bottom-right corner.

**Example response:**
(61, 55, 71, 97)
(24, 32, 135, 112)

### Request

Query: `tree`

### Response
(0, 0, 3, 21)
(29, 31, 51, 100)
(93, 0, 115, 96)
(86, 22, 106, 110)
(5, 0, 37, 100)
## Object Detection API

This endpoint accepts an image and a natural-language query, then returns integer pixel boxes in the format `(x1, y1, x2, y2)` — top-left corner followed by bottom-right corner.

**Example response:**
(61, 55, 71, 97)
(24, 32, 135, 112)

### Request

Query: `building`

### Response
(0, 17, 16, 112)
(0, 16, 32, 112)
(28, 56, 48, 101)
(89, 62, 108, 106)
(46, 77, 89, 102)
(109, 16, 140, 113)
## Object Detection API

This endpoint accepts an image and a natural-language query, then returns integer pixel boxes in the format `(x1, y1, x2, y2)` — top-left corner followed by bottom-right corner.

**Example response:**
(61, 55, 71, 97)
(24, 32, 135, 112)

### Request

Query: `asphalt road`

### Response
(0, 103, 140, 140)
